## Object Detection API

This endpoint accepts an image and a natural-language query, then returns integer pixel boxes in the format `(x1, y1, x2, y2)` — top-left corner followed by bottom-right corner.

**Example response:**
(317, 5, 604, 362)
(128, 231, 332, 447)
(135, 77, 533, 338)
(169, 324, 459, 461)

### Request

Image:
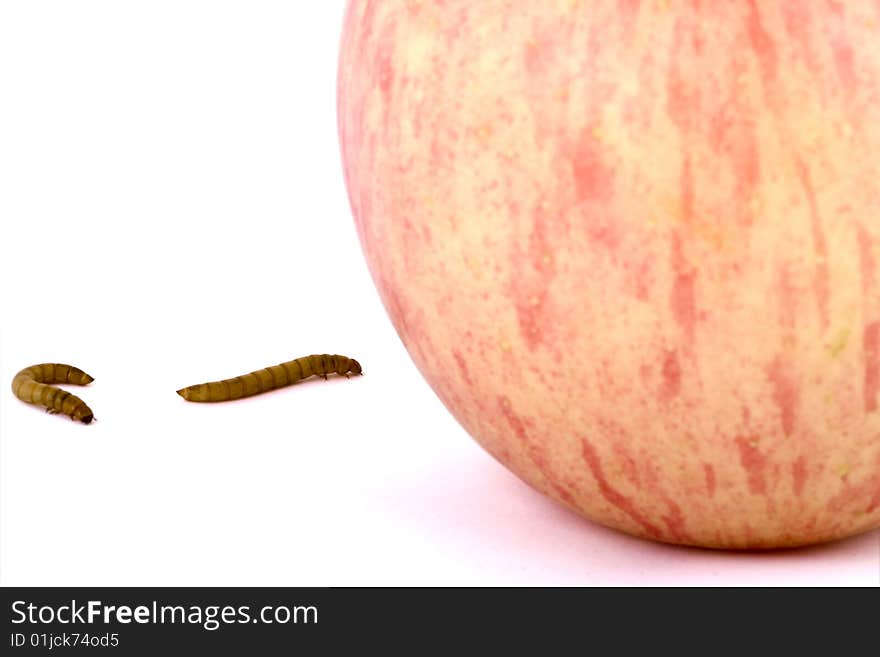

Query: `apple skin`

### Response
(338, 0, 880, 548)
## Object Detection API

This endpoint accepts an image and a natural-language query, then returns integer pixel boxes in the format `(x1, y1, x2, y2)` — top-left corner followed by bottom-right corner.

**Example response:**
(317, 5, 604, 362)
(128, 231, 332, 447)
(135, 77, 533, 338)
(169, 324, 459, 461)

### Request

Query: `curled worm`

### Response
(176, 354, 362, 403)
(11, 363, 96, 424)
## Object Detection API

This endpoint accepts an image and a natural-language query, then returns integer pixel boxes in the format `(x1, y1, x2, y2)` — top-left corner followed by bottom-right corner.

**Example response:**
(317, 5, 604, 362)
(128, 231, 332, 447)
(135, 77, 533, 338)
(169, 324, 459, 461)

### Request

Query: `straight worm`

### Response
(176, 354, 362, 403)
(11, 363, 95, 424)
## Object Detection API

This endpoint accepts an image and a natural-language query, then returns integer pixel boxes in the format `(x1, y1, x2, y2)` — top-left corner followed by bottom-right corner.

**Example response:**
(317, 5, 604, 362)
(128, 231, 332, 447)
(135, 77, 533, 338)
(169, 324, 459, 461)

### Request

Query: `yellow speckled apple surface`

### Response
(338, 0, 880, 548)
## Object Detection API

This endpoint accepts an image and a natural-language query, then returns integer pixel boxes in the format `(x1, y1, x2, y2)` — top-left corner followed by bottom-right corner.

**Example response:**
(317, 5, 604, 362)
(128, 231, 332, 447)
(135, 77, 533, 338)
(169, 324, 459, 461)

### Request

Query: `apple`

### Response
(337, 0, 880, 547)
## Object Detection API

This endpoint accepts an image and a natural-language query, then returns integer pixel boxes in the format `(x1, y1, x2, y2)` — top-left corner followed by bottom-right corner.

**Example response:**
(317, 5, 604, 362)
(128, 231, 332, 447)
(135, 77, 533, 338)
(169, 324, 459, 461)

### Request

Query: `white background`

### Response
(0, 1, 877, 587)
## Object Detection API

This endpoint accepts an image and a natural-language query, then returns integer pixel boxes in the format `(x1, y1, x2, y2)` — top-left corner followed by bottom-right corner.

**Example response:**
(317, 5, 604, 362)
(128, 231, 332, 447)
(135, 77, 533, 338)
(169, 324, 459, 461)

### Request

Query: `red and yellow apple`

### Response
(337, 0, 880, 548)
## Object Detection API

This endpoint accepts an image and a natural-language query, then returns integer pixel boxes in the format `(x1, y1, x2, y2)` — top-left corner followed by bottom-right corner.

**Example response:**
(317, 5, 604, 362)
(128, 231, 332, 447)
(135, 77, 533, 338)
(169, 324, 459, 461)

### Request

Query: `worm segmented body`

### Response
(11, 363, 95, 424)
(176, 354, 362, 403)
